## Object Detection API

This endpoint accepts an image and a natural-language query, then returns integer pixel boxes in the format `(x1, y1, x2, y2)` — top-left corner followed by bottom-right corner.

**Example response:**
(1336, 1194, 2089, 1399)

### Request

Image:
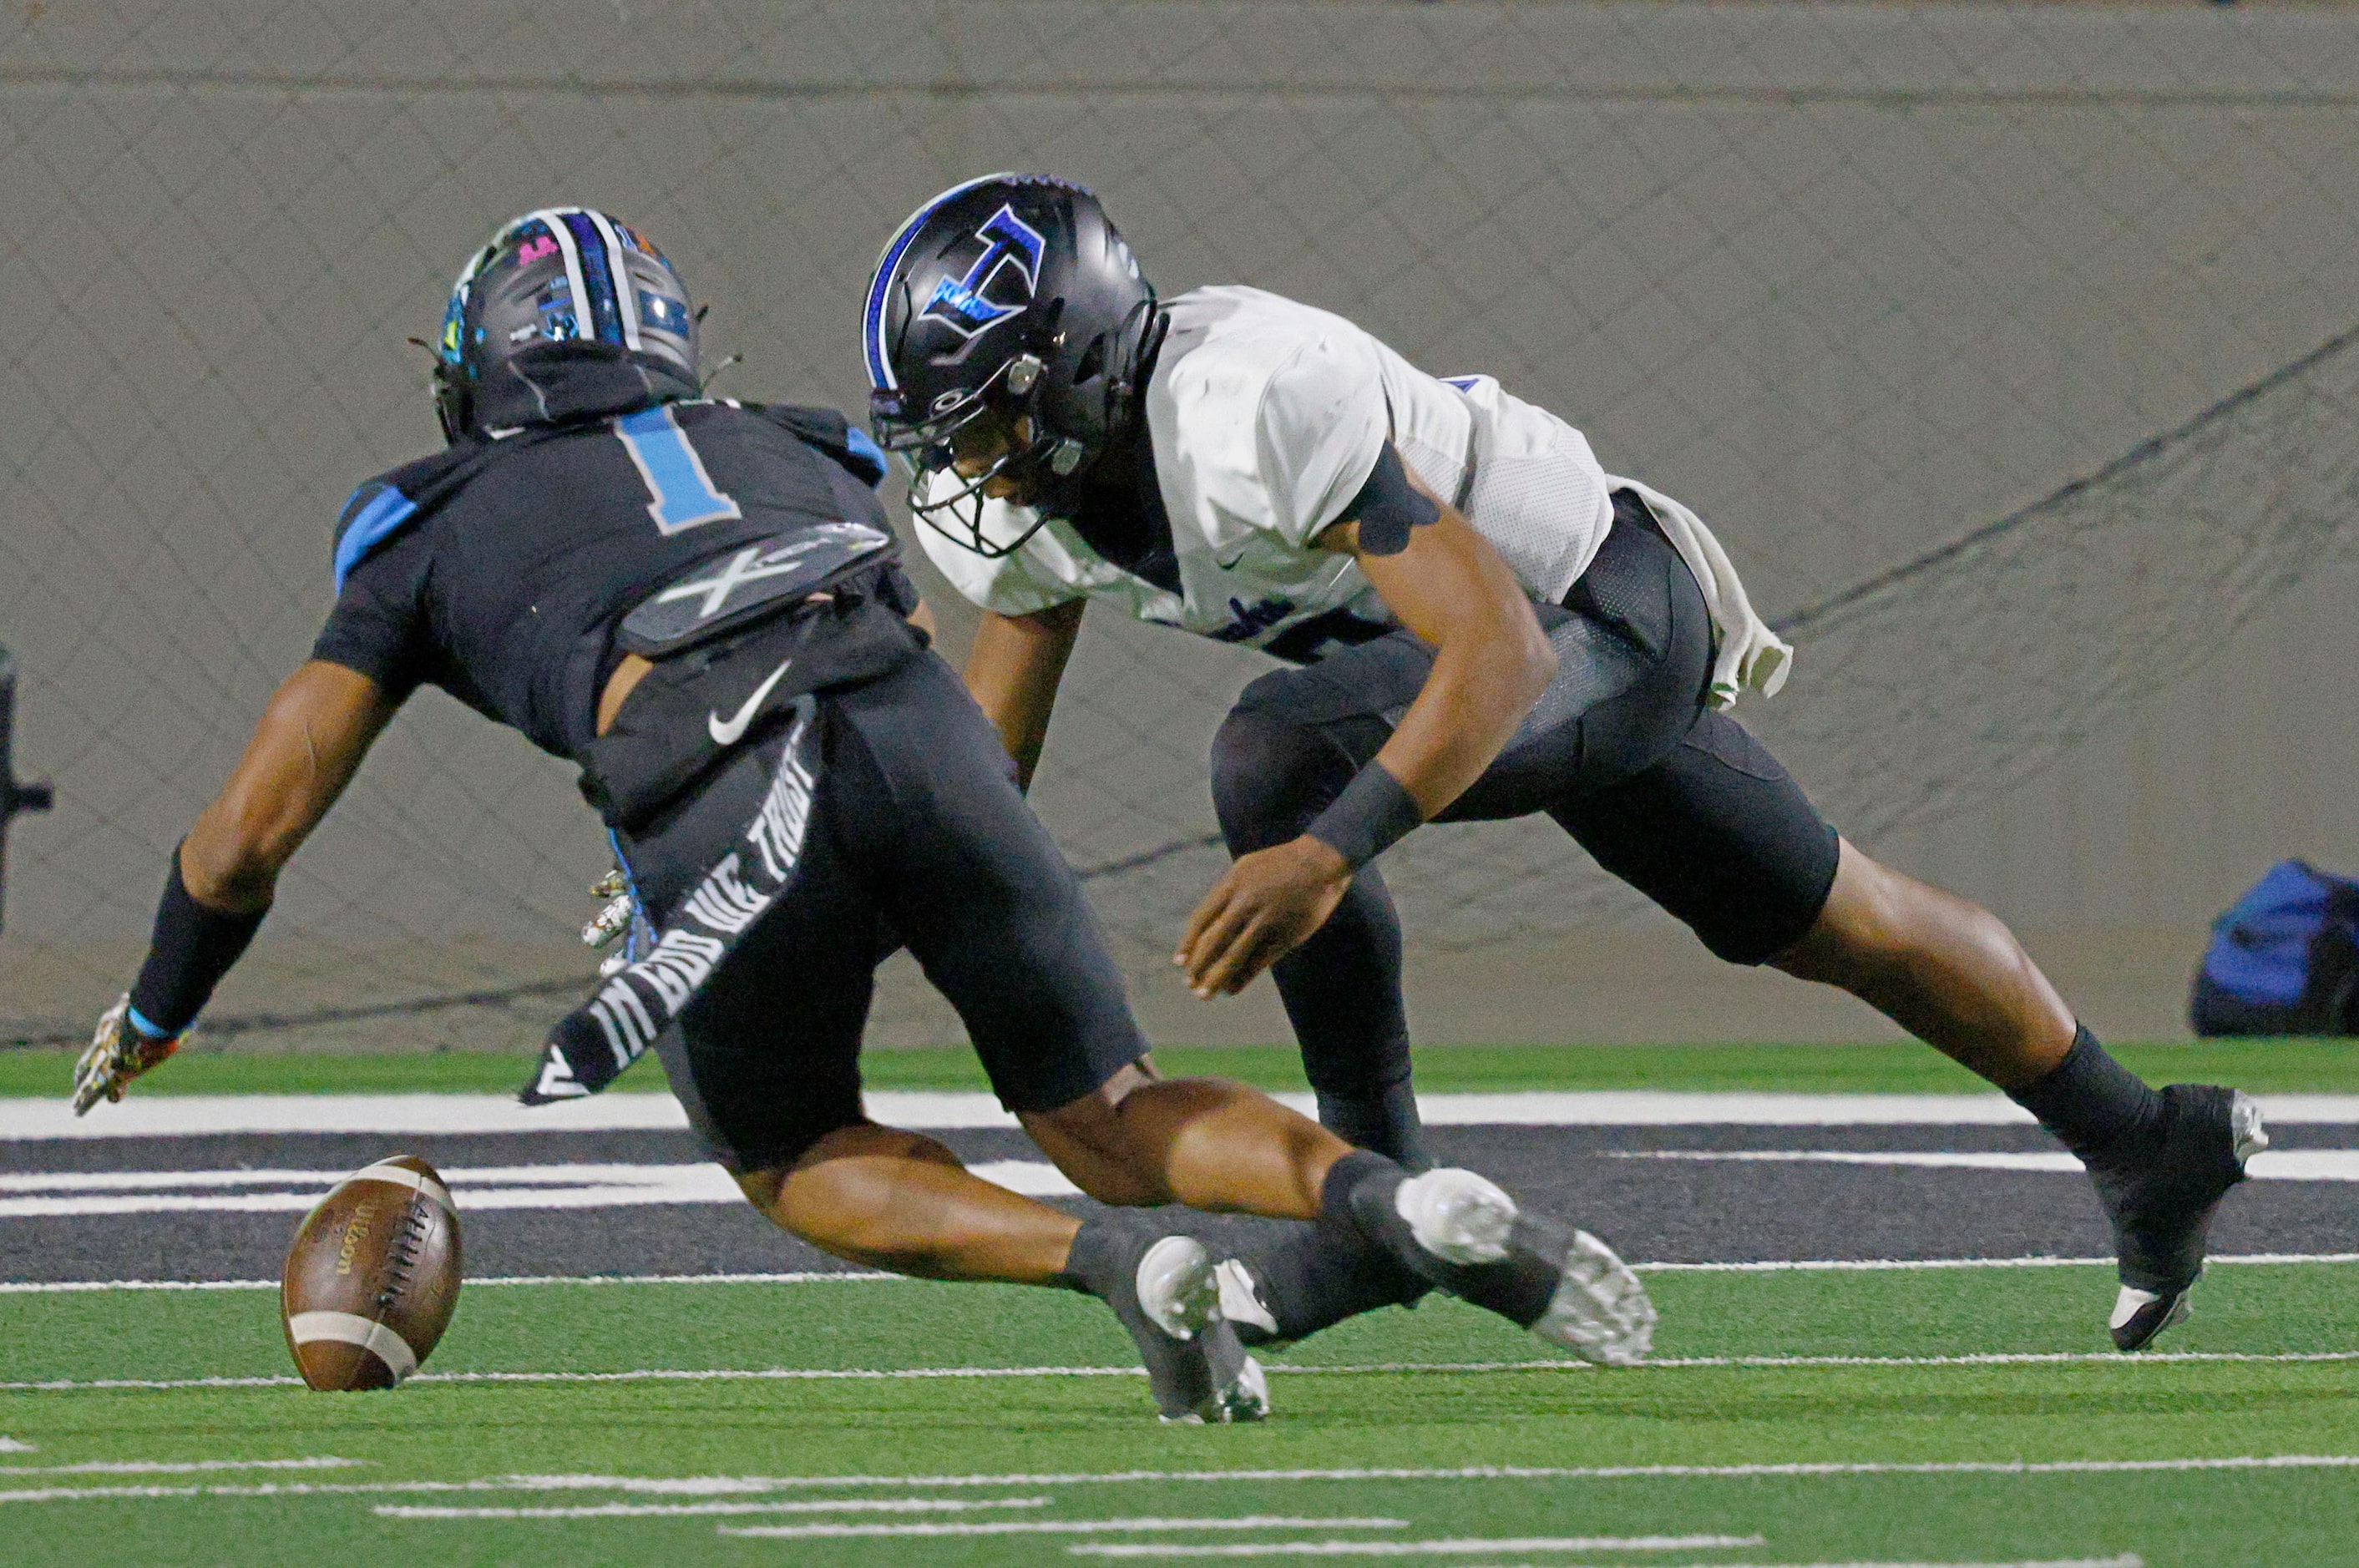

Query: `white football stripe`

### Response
(17, 1091, 2359, 1140)
(285, 1311, 418, 1382)
(346, 1161, 454, 1213)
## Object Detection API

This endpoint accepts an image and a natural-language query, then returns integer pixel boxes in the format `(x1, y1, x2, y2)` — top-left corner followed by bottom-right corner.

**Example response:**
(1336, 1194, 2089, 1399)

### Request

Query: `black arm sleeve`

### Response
(1334, 442, 1440, 557)
(310, 528, 432, 701)
(127, 848, 266, 1036)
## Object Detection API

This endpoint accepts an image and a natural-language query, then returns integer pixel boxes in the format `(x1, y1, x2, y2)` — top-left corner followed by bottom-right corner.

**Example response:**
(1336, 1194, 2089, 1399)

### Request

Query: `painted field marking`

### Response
(0, 1439, 31, 1453)
(15, 1091, 2359, 1139)
(0, 1461, 2346, 1508)
(1618, 1150, 2359, 1181)
(0, 1457, 357, 1476)
(6, 1251, 2355, 1295)
(8, 1346, 2356, 1395)
(373, 1495, 1052, 1520)
(1636, 1253, 2359, 1272)
(1080, 1546, 2151, 1555)
(0, 1161, 1075, 1217)
(1067, 1534, 1762, 1557)
(715, 1515, 1406, 1540)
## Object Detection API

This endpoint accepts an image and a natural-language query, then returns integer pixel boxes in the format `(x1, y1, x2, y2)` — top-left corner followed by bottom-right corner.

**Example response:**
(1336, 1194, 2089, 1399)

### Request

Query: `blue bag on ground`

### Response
(2190, 858, 2359, 1036)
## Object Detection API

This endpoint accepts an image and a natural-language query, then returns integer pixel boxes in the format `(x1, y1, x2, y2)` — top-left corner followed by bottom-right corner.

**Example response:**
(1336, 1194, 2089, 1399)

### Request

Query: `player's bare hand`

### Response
(1177, 836, 1354, 998)
(71, 994, 180, 1115)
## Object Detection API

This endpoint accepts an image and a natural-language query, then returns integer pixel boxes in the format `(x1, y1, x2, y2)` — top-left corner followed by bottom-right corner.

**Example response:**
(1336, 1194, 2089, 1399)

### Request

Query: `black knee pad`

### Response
(1209, 708, 1356, 854)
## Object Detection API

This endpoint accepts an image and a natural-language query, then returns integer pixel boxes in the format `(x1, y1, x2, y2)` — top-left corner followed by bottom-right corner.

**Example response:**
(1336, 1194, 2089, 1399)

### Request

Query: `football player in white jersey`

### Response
(863, 174, 2263, 1352)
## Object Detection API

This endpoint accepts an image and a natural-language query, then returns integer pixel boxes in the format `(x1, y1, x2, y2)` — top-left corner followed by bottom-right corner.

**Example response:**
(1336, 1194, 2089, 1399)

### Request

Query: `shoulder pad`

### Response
(329, 445, 486, 591)
(750, 402, 888, 490)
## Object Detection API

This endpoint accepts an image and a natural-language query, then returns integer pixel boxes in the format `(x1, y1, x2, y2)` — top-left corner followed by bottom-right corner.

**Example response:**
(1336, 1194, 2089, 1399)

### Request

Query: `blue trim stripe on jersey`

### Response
(843, 426, 888, 488)
(864, 172, 1030, 392)
(332, 484, 420, 591)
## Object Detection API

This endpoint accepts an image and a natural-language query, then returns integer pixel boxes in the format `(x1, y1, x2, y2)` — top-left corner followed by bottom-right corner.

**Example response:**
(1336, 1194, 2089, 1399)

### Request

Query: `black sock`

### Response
(1220, 1216, 1430, 1345)
(2007, 1025, 2164, 1166)
(1051, 1213, 1137, 1297)
(1316, 1151, 1562, 1328)
(1314, 1081, 1430, 1171)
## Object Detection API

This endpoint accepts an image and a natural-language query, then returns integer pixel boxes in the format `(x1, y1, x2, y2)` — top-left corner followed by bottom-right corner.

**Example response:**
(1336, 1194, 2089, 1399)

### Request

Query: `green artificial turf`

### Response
(3, 1263, 2355, 1565)
(4, 1037, 2356, 1098)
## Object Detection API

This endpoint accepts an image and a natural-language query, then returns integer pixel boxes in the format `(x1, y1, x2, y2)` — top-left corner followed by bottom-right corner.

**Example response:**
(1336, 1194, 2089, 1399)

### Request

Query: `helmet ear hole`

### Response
(1073, 335, 1107, 385)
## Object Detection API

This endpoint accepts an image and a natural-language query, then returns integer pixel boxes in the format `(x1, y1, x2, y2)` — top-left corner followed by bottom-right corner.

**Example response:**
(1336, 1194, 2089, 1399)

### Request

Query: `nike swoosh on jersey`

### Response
(706, 657, 793, 746)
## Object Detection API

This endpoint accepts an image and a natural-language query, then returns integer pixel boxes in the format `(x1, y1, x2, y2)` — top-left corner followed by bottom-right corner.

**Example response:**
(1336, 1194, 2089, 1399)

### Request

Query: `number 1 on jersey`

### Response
(615, 406, 743, 534)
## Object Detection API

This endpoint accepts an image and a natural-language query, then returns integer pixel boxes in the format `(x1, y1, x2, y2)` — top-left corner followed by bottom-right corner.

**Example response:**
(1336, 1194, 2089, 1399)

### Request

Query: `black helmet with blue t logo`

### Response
(433, 207, 701, 443)
(863, 175, 1163, 556)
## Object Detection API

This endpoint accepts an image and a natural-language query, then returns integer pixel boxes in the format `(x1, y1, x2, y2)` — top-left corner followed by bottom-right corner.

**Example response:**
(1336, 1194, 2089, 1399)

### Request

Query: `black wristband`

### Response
(127, 847, 266, 1037)
(1305, 762, 1425, 871)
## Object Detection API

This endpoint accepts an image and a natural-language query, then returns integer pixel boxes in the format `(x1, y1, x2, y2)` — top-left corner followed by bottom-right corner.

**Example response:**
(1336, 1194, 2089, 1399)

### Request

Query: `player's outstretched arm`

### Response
(1179, 486, 1556, 997)
(73, 660, 398, 1111)
(962, 598, 1086, 792)
(182, 660, 397, 908)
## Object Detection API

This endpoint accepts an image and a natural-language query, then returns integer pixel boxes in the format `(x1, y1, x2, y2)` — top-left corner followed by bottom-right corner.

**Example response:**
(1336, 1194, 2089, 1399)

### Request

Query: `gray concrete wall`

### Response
(7, 2, 2359, 1044)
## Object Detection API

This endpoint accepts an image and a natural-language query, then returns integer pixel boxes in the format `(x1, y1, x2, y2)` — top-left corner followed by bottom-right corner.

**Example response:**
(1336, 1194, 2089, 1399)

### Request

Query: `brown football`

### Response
(281, 1154, 462, 1391)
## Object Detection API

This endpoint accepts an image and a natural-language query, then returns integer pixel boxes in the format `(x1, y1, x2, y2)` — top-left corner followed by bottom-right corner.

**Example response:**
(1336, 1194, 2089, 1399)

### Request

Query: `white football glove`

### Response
(72, 994, 181, 1115)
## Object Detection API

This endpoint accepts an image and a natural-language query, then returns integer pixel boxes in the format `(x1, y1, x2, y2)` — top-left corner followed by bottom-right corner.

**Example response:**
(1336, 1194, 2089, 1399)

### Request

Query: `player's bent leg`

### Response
(1769, 839, 2074, 1088)
(737, 1123, 1079, 1282)
(1770, 840, 2267, 1349)
(1209, 706, 1425, 1167)
(1024, 1066, 1650, 1359)
(1020, 1059, 1344, 1217)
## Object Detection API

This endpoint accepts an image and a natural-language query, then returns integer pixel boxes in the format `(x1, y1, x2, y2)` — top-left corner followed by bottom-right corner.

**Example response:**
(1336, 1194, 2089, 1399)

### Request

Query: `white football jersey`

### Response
(915, 286, 1615, 655)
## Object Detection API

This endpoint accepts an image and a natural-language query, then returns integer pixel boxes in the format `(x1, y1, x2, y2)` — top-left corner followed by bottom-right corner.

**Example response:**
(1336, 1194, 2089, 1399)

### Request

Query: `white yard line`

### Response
(713, 1515, 1406, 1540)
(8, 1252, 2355, 1295)
(1080, 1546, 2132, 1555)
(1618, 1150, 2359, 1181)
(6, 1347, 2354, 1395)
(1063, 1535, 1761, 1557)
(373, 1496, 1051, 1519)
(1636, 1253, 2359, 1272)
(49, 1141, 2359, 1216)
(0, 1160, 1077, 1216)
(0, 1458, 356, 1476)
(0, 1459, 2349, 1506)
(13, 1090, 2358, 1139)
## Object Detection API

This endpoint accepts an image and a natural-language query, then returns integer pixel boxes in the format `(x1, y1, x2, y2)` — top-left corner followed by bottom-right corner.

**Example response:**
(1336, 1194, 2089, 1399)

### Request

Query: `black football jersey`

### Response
(312, 398, 891, 759)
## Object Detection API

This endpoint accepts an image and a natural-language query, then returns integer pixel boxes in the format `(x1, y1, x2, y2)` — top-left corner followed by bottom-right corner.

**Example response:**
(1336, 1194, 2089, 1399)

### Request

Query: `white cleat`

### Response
(1134, 1236, 1268, 1424)
(1396, 1167, 1656, 1367)
(1395, 1167, 1517, 1265)
(1136, 1235, 1220, 1340)
(1215, 1257, 1281, 1340)
(1531, 1228, 1657, 1367)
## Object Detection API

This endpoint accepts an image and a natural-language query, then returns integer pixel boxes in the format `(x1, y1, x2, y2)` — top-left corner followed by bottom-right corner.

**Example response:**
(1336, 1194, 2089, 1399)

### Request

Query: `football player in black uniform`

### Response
(864, 174, 2269, 1353)
(72, 207, 1657, 1419)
